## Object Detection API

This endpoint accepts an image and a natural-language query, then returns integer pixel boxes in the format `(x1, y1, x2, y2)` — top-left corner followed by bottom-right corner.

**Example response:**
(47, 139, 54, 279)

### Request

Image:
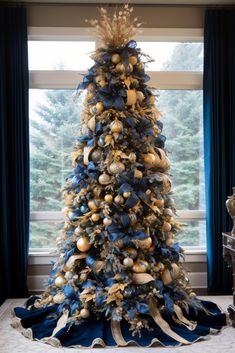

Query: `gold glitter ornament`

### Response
(114, 195, 124, 204)
(80, 308, 90, 318)
(104, 194, 113, 203)
(110, 118, 123, 133)
(53, 293, 66, 304)
(88, 200, 99, 211)
(76, 237, 91, 252)
(109, 161, 125, 174)
(123, 257, 134, 268)
(55, 275, 67, 288)
(129, 55, 138, 66)
(98, 173, 111, 185)
(111, 53, 121, 64)
(91, 149, 102, 162)
(91, 213, 100, 222)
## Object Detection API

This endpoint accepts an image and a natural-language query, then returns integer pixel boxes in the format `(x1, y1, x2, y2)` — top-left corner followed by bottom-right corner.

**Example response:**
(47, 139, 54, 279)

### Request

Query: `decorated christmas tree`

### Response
(13, 5, 226, 348)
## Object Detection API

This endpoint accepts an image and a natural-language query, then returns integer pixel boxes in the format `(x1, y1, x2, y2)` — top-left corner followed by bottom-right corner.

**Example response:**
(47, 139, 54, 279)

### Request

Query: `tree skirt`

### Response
(12, 296, 227, 348)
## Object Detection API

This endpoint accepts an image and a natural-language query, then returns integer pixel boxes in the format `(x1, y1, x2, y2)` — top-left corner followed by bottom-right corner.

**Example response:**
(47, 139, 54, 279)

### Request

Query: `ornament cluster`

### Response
(34, 5, 198, 335)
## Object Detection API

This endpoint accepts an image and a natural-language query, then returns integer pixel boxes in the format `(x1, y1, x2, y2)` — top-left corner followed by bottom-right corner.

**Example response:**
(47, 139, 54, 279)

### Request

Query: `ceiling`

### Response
(5, 0, 235, 5)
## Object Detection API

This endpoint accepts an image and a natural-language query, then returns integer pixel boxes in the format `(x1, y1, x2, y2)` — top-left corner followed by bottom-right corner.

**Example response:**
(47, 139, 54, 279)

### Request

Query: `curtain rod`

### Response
(1, 2, 235, 9)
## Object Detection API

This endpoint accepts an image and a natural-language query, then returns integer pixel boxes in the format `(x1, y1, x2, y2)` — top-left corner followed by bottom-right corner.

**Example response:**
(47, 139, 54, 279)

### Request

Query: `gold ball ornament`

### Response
(76, 237, 91, 252)
(129, 55, 138, 66)
(53, 293, 66, 304)
(189, 291, 197, 298)
(134, 169, 143, 179)
(80, 308, 90, 319)
(114, 195, 124, 204)
(91, 213, 100, 222)
(103, 217, 112, 226)
(111, 53, 121, 64)
(95, 102, 104, 113)
(88, 200, 99, 211)
(133, 261, 148, 273)
(98, 173, 111, 185)
(55, 276, 67, 288)
(143, 153, 156, 164)
(116, 63, 125, 73)
(109, 161, 125, 175)
(104, 194, 113, 203)
(123, 257, 134, 268)
(123, 191, 131, 198)
(162, 221, 172, 232)
(110, 119, 123, 133)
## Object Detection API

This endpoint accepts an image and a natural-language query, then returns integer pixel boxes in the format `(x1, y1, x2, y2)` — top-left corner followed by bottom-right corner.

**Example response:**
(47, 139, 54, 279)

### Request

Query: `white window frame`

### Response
(28, 26, 206, 259)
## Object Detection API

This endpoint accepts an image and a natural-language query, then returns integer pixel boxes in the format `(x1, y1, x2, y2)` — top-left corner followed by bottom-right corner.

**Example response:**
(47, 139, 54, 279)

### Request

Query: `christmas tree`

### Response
(13, 5, 226, 348)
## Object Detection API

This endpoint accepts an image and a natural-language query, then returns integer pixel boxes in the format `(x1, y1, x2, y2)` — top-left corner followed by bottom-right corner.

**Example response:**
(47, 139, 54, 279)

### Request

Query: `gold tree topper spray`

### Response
(86, 4, 142, 49)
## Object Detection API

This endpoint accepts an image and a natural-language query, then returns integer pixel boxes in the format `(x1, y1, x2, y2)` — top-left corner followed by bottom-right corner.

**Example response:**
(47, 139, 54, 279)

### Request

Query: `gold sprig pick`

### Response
(86, 4, 142, 49)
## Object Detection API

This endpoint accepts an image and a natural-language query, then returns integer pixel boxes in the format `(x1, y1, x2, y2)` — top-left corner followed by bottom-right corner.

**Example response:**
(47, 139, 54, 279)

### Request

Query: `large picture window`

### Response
(28, 28, 205, 251)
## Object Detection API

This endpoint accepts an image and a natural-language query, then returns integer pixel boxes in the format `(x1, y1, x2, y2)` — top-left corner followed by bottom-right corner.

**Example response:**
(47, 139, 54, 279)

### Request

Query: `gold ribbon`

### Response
(132, 273, 155, 284)
(173, 305, 197, 331)
(111, 320, 127, 346)
(149, 298, 190, 345)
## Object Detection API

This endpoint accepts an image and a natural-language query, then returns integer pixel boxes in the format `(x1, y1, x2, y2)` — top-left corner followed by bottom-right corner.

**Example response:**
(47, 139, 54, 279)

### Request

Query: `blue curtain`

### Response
(203, 9, 235, 294)
(0, 7, 29, 305)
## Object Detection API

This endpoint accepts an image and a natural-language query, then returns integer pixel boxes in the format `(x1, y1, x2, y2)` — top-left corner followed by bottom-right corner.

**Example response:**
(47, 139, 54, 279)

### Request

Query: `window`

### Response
(29, 27, 205, 251)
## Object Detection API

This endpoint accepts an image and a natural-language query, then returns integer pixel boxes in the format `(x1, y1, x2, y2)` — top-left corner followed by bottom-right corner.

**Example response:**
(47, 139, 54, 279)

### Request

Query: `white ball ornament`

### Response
(114, 195, 124, 204)
(123, 257, 134, 268)
(80, 308, 90, 319)
(103, 217, 112, 226)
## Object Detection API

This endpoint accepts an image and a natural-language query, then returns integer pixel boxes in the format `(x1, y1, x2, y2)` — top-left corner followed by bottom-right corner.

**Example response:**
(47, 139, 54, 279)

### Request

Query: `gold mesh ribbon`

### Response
(149, 298, 190, 345)
(111, 319, 127, 346)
